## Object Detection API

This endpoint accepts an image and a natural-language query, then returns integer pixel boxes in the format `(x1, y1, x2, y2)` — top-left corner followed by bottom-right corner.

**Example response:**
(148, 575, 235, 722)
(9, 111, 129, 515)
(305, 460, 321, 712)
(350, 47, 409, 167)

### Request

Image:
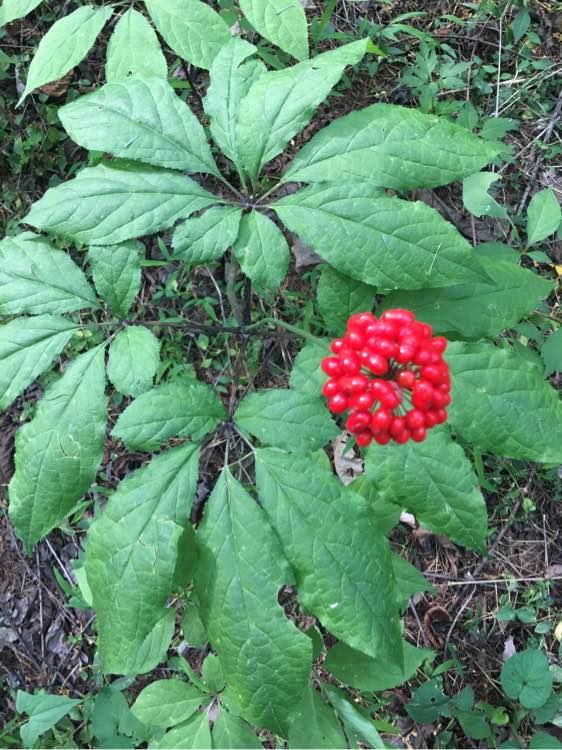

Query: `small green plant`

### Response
(1, 1, 562, 748)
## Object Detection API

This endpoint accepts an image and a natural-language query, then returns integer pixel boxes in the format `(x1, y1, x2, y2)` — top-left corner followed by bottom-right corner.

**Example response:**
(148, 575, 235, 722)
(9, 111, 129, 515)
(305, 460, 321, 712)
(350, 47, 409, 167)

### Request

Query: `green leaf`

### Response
(156, 711, 212, 750)
(462, 172, 507, 218)
(232, 210, 290, 292)
(239, 0, 308, 60)
(236, 39, 367, 183)
(456, 710, 491, 741)
(317, 265, 376, 334)
(255, 449, 403, 663)
(85, 443, 200, 674)
(107, 325, 160, 397)
(105, 8, 167, 82)
(284, 103, 497, 188)
(204, 38, 265, 176)
(235, 388, 337, 452)
(381, 251, 553, 339)
(91, 686, 144, 742)
(527, 188, 562, 246)
(195, 468, 312, 735)
(541, 328, 562, 376)
(289, 338, 330, 397)
(511, 8, 530, 42)
(144, 0, 230, 70)
(131, 679, 206, 728)
(181, 603, 207, 648)
(392, 554, 435, 610)
(447, 341, 562, 463)
(172, 207, 242, 265)
(530, 731, 562, 750)
(325, 640, 433, 692)
(0, 0, 42, 27)
(24, 163, 220, 246)
(323, 686, 384, 750)
(212, 709, 262, 749)
(0, 315, 77, 410)
(406, 680, 451, 723)
(201, 654, 224, 693)
(274, 182, 487, 290)
(9, 346, 106, 551)
(349, 475, 402, 535)
(59, 77, 218, 175)
(288, 686, 348, 749)
(16, 691, 81, 749)
(113, 379, 226, 451)
(500, 650, 553, 709)
(88, 241, 142, 318)
(0, 233, 97, 315)
(19, 5, 113, 104)
(365, 427, 487, 552)
(532, 693, 561, 725)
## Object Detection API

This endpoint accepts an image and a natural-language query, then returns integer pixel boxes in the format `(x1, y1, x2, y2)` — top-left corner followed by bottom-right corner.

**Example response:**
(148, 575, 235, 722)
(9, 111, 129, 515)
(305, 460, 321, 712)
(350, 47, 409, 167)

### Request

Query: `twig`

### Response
(35, 549, 45, 660)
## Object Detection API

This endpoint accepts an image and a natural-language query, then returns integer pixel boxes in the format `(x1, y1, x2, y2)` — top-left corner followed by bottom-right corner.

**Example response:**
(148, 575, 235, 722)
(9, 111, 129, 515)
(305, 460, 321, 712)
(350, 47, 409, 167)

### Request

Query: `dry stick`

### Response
(35, 548, 45, 661)
(516, 89, 562, 214)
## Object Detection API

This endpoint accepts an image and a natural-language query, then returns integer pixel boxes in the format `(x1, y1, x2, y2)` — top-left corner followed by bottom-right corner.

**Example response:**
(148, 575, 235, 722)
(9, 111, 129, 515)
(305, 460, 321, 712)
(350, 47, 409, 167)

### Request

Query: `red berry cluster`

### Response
(320, 309, 451, 447)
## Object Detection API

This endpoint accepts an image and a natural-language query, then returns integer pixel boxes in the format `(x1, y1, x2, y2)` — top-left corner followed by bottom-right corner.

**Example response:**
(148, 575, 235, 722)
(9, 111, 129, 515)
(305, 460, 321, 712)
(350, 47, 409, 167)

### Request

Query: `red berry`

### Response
(328, 394, 348, 413)
(344, 329, 365, 349)
(371, 408, 392, 432)
(381, 308, 415, 326)
(431, 336, 447, 353)
(397, 370, 416, 388)
(406, 409, 426, 430)
(394, 429, 411, 445)
(435, 408, 448, 424)
(420, 365, 447, 385)
(321, 357, 342, 377)
(413, 348, 432, 366)
(341, 353, 360, 374)
(322, 379, 339, 398)
(346, 411, 371, 433)
(412, 381, 433, 410)
(424, 410, 439, 427)
(356, 430, 373, 447)
(365, 353, 389, 375)
(348, 312, 376, 331)
(432, 391, 451, 408)
(373, 431, 391, 445)
(390, 416, 406, 438)
(395, 344, 417, 364)
(330, 338, 345, 354)
(350, 391, 376, 410)
(365, 320, 397, 339)
(411, 427, 427, 442)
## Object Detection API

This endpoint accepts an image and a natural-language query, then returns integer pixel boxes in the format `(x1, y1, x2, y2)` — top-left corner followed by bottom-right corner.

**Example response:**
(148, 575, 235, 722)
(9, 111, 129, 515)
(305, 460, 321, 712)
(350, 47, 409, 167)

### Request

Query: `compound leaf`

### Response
(9, 346, 107, 551)
(88, 241, 142, 318)
(255, 449, 403, 664)
(527, 188, 561, 246)
(447, 341, 562, 463)
(284, 103, 497, 188)
(144, 0, 230, 70)
(288, 686, 348, 749)
(274, 182, 487, 290)
(24, 163, 220, 246)
(212, 709, 262, 749)
(106, 8, 167, 82)
(85, 443, 200, 674)
(0, 315, 77, 410)
(325, 640, 433, 692)
(235, 389, 338, 452)
(204, 38, 265, 175)
(232, 210, 289, 292)
(172, 207, 242, 265)
(239, 0, 308, 60)
(59, 77, 218, 175)
(365, 427, 488, 552)
(107, 325, 160, 398)
(236, 39, 367, 183)
(131, 679, 207, 728)
(19, 5, 113, 104)
(381, 250, 553, 339)
(195, 467, 312, 735)
(113, 379, 226, 451)
(0, 233, 97, 315)
(317, 264, 376, 334)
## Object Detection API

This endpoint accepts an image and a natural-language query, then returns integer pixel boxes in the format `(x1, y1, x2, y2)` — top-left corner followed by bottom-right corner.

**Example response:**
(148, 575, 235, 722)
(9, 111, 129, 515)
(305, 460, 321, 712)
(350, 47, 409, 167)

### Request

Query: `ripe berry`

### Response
(320, 309, 450, 446)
